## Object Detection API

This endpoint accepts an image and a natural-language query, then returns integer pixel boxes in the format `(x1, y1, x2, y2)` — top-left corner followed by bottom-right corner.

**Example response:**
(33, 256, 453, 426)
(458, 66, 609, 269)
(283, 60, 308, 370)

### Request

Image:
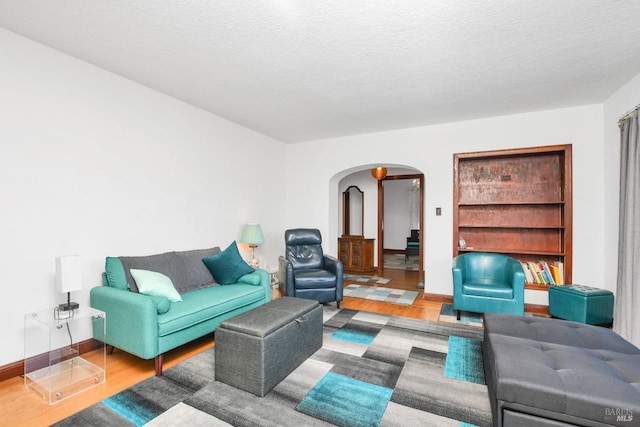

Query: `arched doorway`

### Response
(334, 165, 425, 290)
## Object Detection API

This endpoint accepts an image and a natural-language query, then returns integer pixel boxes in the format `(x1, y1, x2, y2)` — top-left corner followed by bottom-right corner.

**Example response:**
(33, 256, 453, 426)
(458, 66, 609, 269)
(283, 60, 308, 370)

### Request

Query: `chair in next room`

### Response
(405, 229, 420, 261)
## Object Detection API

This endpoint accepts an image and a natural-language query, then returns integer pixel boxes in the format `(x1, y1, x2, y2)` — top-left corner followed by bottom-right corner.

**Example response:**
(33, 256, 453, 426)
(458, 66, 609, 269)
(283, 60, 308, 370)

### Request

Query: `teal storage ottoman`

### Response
(548, 284, 614, 325)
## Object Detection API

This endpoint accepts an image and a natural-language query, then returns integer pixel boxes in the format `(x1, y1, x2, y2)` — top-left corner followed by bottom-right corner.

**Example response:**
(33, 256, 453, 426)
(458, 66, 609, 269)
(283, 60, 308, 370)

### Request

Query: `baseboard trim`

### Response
(525, 303, 550, 316)
(0, 338, 102, 383)
(383, 249, 405, 255)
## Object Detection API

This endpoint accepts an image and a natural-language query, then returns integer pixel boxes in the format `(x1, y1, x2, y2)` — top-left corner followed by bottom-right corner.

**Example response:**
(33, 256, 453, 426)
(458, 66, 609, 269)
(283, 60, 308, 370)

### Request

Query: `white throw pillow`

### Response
(130, 269, 182, 302)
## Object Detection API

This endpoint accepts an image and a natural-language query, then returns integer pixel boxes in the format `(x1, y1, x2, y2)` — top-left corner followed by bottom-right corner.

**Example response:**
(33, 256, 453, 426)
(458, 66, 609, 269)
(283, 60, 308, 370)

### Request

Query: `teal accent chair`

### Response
(452, 252, 525, 319)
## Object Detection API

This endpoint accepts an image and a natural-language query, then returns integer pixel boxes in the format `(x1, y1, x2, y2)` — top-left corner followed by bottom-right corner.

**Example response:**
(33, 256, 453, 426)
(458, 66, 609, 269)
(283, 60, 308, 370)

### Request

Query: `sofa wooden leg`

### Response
(337, 301, 340, 309)
(107, 345, 115, 355)
(155, 354, 163, 377)
(456, 310, 461, 321)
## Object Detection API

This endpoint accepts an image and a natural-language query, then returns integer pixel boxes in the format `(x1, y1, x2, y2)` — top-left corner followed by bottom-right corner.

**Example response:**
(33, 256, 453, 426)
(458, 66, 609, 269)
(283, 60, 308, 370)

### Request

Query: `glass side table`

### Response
(24, 306, 106, 404)
(268, 268, 280, 299)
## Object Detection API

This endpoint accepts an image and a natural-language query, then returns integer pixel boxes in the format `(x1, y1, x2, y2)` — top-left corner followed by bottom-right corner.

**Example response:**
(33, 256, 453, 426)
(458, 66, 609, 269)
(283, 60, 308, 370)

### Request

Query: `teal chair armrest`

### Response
(90, 286, 160, 360)
(508, 260, 526, 304)
(452, 266, 464, 307)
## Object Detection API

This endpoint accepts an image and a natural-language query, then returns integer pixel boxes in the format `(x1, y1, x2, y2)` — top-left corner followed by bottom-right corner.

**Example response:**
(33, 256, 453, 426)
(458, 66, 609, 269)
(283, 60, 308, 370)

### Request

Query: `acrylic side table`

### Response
(24, 306, 106, 404)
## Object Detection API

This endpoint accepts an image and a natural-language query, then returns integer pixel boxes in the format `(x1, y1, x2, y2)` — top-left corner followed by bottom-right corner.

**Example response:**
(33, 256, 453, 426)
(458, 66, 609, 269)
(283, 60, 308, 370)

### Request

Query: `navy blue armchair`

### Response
(452, 252, 525, 319)
(278, 228, 343, 308)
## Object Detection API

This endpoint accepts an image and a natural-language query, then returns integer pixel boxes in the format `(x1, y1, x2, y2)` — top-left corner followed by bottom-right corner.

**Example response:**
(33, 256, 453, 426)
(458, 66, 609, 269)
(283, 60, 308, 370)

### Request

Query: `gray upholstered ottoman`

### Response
(483, 314, 640, 426)
(214, 296, 322, 396)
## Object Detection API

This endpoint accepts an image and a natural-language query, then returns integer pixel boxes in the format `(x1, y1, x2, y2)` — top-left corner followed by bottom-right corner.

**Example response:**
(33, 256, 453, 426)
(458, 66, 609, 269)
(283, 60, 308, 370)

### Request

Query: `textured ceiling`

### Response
(1, 1, 640, 143)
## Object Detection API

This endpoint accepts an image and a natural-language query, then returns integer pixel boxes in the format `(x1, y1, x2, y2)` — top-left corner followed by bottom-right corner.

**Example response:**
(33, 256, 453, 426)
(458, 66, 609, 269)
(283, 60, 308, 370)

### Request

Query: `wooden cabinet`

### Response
(338, 236, 375, 273)
(453, 144, 572, 289)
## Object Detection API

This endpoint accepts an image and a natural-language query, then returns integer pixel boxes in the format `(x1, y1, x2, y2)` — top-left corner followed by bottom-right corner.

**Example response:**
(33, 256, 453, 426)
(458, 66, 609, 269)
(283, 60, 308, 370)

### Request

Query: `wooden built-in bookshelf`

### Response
(453, 144, 572, 289)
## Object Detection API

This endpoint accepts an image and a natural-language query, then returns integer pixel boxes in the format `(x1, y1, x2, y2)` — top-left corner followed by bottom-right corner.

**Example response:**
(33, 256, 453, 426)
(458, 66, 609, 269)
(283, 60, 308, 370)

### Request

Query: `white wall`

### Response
(287, 105, 606, 306)
(383, 179, 413, 250)
(0, 29, 287, 366)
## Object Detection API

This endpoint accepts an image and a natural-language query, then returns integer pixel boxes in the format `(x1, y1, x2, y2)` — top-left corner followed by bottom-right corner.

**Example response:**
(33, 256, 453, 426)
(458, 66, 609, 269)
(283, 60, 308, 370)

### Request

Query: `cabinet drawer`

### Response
(352, 255, 362, 266)
(338, 237, 374, 273)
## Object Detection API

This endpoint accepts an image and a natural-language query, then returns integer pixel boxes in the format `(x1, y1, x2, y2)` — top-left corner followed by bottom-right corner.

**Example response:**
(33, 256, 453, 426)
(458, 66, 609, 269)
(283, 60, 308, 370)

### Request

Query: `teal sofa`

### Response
(452, 252, 525, 319)
(90, 246, 271, 375)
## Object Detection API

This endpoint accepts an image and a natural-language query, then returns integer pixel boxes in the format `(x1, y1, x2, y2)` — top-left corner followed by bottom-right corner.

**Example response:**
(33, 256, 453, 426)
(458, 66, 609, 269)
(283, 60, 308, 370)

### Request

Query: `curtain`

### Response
(615, 109, 640, 346)
(408, 179, 420, 231)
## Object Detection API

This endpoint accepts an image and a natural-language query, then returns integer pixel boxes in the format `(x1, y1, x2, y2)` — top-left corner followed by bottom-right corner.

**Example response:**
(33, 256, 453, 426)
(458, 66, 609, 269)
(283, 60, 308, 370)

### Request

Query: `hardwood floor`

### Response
(1, 269, 444, 426)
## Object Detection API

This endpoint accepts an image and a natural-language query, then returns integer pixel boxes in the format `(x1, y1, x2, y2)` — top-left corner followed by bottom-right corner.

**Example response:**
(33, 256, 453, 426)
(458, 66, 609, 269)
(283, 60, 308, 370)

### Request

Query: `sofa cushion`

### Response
(293, 269, 337, 289)
(157, 284, 265, 336)
(202, 241, 254, 285)
(463, 281, 514, 299)
(285, 229, 324, 270)
(130, 269, 182, 302)
(485, 314, 638, 353)
(119, 247, 220, 293)
(105, 256, 128, 290)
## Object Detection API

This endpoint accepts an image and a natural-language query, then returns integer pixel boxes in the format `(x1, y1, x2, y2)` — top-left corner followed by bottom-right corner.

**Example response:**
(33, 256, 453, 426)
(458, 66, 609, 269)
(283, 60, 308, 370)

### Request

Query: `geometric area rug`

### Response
(438, 303, 541, 327)
(344, 284, 420, 305)
(344, 273, 392, 285)
(53, 307, 492, 427)
(438, 303, 484, 327)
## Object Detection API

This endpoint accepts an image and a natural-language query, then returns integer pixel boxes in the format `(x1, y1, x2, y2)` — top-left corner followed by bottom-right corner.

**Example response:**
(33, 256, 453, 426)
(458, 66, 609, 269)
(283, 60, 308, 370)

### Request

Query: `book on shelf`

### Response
(522, 262, 534, 283)
(549, 264, 561, 285)
(529, 261, 546, 284)
(519, 260, 565, 285)
(540, 261, 556, 285)
(520, 262, 535, 283)
(553, 261, 564, 285)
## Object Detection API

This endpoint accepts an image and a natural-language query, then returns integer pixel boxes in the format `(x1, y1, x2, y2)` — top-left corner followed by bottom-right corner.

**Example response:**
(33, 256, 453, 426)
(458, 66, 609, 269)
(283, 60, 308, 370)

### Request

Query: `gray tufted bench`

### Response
(483, 314, 640, 427)
(214, 296, 322, 396)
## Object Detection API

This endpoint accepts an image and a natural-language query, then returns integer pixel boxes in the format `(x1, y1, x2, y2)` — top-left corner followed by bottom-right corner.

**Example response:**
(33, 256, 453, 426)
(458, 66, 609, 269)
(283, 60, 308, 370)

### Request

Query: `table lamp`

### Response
(56, 255, 82, 311)
(240, 223, 265, 268)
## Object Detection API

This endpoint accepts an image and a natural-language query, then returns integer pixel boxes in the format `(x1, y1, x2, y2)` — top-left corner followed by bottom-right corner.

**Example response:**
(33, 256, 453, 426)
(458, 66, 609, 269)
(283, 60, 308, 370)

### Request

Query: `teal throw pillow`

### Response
(202, 241, 254, 285)
(130, 269, 182, 302)
(105, 257, 128, 290)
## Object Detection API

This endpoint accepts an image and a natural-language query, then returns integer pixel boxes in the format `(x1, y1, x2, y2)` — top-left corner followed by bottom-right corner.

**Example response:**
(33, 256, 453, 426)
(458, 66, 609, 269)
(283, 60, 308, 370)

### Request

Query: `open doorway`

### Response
(376, 173, 425, 289)
(336, 166, 424, 292)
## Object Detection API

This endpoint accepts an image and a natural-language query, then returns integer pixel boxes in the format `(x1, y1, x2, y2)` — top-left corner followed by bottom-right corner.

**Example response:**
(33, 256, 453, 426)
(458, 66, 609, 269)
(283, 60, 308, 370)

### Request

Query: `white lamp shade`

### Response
(55, 255, 82, 293)
(240, 223, 265, 245)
